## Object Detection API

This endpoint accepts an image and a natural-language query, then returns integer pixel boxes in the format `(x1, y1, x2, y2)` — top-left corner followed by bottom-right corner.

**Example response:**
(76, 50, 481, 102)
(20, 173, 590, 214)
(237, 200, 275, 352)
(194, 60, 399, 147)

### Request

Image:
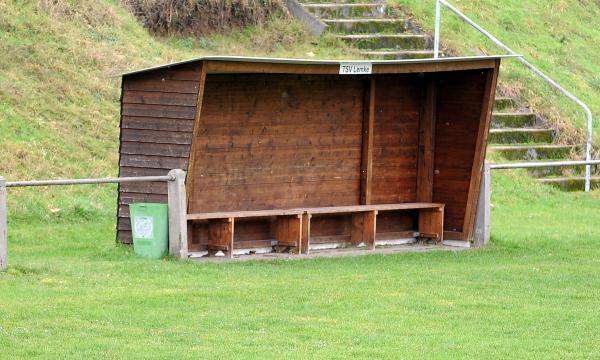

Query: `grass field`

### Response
(1, 172, 599, 359)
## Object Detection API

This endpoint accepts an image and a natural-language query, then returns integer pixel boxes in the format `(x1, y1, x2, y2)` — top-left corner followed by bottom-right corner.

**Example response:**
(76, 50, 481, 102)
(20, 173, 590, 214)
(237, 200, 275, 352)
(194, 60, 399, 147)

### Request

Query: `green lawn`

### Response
(1, 172, 599, 359)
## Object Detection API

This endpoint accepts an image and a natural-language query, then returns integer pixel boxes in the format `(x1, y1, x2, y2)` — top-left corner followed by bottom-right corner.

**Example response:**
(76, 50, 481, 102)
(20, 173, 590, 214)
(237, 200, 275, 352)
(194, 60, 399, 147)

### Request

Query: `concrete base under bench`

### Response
(187, 241, 470, 262)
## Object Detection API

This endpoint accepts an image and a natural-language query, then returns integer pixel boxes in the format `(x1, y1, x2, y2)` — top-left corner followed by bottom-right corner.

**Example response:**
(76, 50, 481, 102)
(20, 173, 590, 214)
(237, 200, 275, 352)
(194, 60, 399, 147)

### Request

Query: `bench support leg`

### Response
(352, 210, 377, 250)
(419, 207, 444, 244)
(208, 218, 234, 258)
(301, 213, 311, 255)
(276, 215, 302, 254)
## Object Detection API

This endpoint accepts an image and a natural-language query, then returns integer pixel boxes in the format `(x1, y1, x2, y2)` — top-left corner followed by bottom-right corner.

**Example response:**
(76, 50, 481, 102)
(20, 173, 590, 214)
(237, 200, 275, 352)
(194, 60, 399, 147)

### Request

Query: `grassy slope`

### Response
(1, 173, 599, 358)
(0, 0, 352, 221)
(391, 0, 600, 145)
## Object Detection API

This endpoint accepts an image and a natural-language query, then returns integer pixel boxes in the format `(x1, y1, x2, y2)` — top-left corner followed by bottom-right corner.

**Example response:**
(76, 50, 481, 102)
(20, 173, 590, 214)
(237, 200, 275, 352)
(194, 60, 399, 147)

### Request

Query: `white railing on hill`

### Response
(433, 0, 594, 192)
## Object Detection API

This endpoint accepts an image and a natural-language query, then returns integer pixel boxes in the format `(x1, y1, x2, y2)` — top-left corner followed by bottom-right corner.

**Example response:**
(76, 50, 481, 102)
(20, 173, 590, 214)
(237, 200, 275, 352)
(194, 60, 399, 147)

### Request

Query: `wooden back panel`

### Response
(371, 74, 421, 204)
(188, 74, 365, 213)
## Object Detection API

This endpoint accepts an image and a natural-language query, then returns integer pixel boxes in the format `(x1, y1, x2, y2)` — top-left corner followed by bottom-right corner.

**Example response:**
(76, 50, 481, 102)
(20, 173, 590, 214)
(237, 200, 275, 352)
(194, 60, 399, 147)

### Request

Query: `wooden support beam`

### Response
(207, 218, 234, 258)
(351, 210, 377, 250)
(300, 213, 311, 255)
(419, 206, 444, 244)
(462, 61, 500, 240)
(275, 215, 302, 253)
(417, 76, 437, 202)
(186, 65, 208, 212)
(360, 78, 376, 205)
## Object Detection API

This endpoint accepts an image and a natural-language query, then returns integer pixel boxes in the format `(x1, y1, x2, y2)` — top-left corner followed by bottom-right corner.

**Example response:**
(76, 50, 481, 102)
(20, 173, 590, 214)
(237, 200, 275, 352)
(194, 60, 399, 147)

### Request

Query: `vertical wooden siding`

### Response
(117, 63, 202, 243)
(187, 74, 365, 214)
(432, 70, 488, 233)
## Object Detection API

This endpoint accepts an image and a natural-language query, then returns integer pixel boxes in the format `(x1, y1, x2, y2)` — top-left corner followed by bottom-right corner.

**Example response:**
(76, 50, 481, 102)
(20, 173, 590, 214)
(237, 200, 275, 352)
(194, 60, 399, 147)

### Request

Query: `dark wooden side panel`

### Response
(432, 70, 488, 233)
(370, 75, 421, 204)
(188, 74, 364, 213)
(117, 63, 203, 243)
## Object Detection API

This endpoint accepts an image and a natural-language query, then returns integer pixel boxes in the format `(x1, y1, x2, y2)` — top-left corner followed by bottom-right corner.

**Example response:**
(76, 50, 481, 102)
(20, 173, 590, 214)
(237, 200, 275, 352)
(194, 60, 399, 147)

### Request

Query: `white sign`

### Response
(134, 215, 154, 239)
(339, 62, 372, 75)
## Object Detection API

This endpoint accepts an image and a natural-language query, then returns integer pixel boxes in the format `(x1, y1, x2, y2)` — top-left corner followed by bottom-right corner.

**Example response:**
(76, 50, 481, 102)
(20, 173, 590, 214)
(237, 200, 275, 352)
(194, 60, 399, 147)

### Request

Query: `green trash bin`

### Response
(129, 203, 169, 259)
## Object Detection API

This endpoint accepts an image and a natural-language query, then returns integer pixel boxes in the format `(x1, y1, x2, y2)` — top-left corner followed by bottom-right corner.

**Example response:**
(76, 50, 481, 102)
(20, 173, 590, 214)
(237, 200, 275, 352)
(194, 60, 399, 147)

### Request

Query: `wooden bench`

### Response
(187, 203, 444, 258)
(301, 203, 444, 254)
(187, 209, 304, 258)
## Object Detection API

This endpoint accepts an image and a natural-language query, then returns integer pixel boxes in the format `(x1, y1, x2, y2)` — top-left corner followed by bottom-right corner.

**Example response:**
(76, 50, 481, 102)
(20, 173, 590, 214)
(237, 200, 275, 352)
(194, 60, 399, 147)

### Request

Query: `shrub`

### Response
(121, 0, 288, 36)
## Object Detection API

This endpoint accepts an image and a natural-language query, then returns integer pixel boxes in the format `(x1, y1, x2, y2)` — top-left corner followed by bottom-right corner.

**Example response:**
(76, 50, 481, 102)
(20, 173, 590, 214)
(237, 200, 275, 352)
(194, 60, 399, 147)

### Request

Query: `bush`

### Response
(122, 0, 288, 36)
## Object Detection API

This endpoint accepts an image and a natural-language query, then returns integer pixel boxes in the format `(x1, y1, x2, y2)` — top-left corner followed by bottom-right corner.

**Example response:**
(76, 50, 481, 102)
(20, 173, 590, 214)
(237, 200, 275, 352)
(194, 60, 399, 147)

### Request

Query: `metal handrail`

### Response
(6, 175, 175, 188)
(490, 160, 600, 170)
(434, 0, 594, 191)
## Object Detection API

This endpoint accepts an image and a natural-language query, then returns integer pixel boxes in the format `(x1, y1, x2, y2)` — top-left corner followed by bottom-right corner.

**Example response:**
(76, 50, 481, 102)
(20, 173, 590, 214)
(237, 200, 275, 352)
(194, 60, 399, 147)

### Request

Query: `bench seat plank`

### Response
(303, 203, 444, 215)
(188, 209, 303, 221)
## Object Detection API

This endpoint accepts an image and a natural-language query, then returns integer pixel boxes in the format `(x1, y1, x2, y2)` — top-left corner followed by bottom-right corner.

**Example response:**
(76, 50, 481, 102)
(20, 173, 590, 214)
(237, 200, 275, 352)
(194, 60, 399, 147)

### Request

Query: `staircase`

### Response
(489, 98, 600, 190)
(296, 0, 599, 191)
(300, 0, 434, 59)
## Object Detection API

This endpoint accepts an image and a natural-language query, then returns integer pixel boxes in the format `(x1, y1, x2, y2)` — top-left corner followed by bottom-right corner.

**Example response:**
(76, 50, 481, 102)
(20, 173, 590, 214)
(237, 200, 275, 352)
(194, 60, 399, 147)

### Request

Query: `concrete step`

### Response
(487, 144, 575, 160)
(488, 128, 554, 144)
(361, 49, 433, 59)
(494, 97, 517, 112)
(302, 3, 385, 18)
(338, 34, 428, 49)
(491, 112, 537, 128)
(323, 18, 407, 33)
(538, 176, 600, 191)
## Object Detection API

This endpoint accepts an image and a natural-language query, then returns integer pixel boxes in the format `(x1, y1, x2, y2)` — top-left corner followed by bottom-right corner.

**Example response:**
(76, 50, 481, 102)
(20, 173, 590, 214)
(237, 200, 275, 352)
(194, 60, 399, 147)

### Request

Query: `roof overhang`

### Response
(118, 54, 521, 77)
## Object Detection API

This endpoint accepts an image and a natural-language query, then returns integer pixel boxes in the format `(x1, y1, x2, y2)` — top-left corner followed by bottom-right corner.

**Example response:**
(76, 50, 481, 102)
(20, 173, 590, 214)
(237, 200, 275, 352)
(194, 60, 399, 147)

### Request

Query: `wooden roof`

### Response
(119, 55, 519, 77)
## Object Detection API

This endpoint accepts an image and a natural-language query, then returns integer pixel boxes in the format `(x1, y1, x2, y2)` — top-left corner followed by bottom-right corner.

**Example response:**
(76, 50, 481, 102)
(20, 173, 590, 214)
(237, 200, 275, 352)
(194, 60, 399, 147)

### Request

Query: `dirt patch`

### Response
(121, 0, 288, 36)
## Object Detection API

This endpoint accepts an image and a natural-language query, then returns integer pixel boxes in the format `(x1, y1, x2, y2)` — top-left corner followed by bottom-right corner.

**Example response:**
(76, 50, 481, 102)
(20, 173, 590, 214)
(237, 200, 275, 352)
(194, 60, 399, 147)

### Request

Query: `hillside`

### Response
(0, 0, 351, 220)
(391, 0, 600, 144)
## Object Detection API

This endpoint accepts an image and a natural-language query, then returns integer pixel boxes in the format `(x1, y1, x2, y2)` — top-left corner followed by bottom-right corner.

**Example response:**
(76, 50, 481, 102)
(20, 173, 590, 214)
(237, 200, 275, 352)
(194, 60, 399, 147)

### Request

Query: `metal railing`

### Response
(0, 170, 189, 272)
(433, 0, 594, 192)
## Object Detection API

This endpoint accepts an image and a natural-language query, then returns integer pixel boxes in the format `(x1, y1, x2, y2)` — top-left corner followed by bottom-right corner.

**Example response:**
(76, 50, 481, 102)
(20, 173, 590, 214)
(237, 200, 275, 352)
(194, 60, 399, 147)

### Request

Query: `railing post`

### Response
(1, 177, 7, 271)
(434, 0, 441, 58)
(167, 169, 188, 259)
(474, 161, 491, 247)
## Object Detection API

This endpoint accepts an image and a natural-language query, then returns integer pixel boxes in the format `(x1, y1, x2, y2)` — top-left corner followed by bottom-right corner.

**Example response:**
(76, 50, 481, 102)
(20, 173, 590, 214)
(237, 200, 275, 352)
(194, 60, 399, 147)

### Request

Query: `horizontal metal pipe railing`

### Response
(490, 160, 600, 170)
(6, 175, 175, 188)
(434, 0, 594, 191)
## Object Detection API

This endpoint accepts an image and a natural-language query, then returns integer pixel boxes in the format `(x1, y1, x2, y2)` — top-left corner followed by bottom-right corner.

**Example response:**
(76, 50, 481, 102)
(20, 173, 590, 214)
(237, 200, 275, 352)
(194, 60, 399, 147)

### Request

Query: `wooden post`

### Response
(351, 211, 377, 250)
(0, 177, 7, 272)
(360, 78, 375, 205)
(474, 161, 491, 247)
(168, 169, 188, 259)
(417, 76, 437, 202)
(300, 213, 311, 255)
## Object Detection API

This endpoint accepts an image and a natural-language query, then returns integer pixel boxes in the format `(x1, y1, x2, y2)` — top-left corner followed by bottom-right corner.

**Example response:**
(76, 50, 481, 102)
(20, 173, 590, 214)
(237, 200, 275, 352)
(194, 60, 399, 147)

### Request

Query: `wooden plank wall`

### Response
(188, 74, 365, 213)
(370, 75, 422, 236)
(117, 63, 203, 243)
(371, 74, 421, 204)
(432, 70, 488, 234)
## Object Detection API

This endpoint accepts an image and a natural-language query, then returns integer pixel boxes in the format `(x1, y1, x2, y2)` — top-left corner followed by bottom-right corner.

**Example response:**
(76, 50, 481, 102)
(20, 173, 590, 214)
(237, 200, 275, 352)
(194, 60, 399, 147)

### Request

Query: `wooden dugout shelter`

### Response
(117, 55, 504, 257)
